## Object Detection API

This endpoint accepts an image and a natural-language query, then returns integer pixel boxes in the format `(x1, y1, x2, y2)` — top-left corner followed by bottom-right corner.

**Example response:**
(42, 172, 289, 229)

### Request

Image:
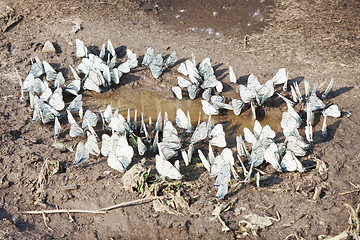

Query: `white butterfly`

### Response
(243, 120, 275, 146)
(202, 88, 211, 101)
(187, 83, 199, 99)
(155, 154, 182, 180)
(209, 124, 226, 148)
(39, 81, 52, 101)
(271, 68, 288, 91)
(102, 105, 113, 124)
(67, 109, 76, 125)
(102, 65, 111, 87)
(23, 74, 43, 93)
(172, 86, 182, 100)
(43, 60, 57, 81)
(214, 164, 230, 199)
(54, 72, 65, 89)
(140, 112, 150, 142)
(190, 122, 207, 144)
(263, 142, 282, 172)
(142, 47, 155, 67)
(285, 135, 309, 157)
(177, 62, 189, 76)
(159, 121, 181, 160)
(280, 151, 305, 172)
(47, 87, 65, 111)
(108, 136, 134, 172)
(177, 76, 192, 88)
(181, 144, 194, 166)
(210, 148, 236, 199)
(175, 109, 192, 133)
(290, 85, 298, 103)
(255, 79, 274, 106)
(293, 81, 302, 101)
(82, 110, 99, 130)
(75, 39, 88, 58)
(67, 94, 83, 112)
(83, 74, 101, 93)
(154, 112, 163, 132)
(229, 65, 236, 83)
(305, 124, 313, 143)
(164, 51, 177, 68)
(322, 104, 341, 137)
(201, 100, 219, 115)
(236, 135, 249, 159)
(126, 49, 138, 69)
(149, 54, 163, 79)
(304, 80, 310, 99)
(107, 40, 116, 57)
(64, 66, 81, 96)
(70, 122, 85, 137)
(74, 141, 89, 166)
(109, 114, 130, 135)
(185, 59, 201, 84)
(281, 112, 300, 138)
(198, 149, 211, 172)
(322, 78, 334, 99)
(231, 99, 244, 116)
(99, 43, 106, 59)
(101, 133, 119, 157)
(197, 57, 211, 77)
(85, 131, 100, 156)
(54, 116, 60, 137)
(29, 56, 44, 78)
(307, 94, 325, 111)
(137, 137, 147, 156)
(16, 70, 25, 101)
(249, 141, 264, 167)
(118, 61, 131, 74)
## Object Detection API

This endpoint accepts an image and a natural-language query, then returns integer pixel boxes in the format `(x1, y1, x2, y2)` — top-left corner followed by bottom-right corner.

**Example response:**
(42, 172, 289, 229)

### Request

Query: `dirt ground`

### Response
(0, 0, 359, 239)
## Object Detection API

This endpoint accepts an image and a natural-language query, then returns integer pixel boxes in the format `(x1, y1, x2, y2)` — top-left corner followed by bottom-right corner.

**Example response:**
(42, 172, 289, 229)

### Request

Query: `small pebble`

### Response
(42, 40, 56, 53)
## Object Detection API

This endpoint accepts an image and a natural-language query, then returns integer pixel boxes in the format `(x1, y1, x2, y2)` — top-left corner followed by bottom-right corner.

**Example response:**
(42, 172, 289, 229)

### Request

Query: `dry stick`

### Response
(99, 196, 162, 211)
(23, 197, 162, 215)
(339, 181, 360, 195)
(23, 209, 106, 214)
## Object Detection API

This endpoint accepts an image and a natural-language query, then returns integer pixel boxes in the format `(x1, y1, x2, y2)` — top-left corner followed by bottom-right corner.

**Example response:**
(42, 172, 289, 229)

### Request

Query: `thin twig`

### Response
(23, 197, 162, 215)
(24, 209, 106, 214)
(339, 189, 360, 195)
(339, 181, 360, 195)
(99, 196, 162, 211)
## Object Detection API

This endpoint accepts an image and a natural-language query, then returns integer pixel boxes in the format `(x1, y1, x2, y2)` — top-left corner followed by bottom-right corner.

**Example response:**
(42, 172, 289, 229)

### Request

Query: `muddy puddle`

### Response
(84, 88, 282, 138)
(146, 0, 274, 38)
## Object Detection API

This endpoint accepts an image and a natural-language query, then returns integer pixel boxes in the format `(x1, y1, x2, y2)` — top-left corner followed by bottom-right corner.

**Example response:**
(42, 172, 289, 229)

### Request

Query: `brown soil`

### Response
(0, 0, 359, 239)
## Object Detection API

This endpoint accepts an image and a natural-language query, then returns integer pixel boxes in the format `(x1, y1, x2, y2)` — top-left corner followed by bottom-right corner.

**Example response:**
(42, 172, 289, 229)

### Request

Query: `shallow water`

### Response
(153, 0, 274, 37)
(84, 88, 282, 137)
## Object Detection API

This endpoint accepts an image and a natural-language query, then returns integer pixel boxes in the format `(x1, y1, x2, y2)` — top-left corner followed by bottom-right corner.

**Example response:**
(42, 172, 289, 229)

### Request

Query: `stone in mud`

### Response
(42, 40, 56, 53)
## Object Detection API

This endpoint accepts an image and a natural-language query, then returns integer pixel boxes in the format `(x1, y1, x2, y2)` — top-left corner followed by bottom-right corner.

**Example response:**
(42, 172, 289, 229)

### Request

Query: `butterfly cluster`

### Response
(141, 47, 178, 78)
(17, 40, 342, 200)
